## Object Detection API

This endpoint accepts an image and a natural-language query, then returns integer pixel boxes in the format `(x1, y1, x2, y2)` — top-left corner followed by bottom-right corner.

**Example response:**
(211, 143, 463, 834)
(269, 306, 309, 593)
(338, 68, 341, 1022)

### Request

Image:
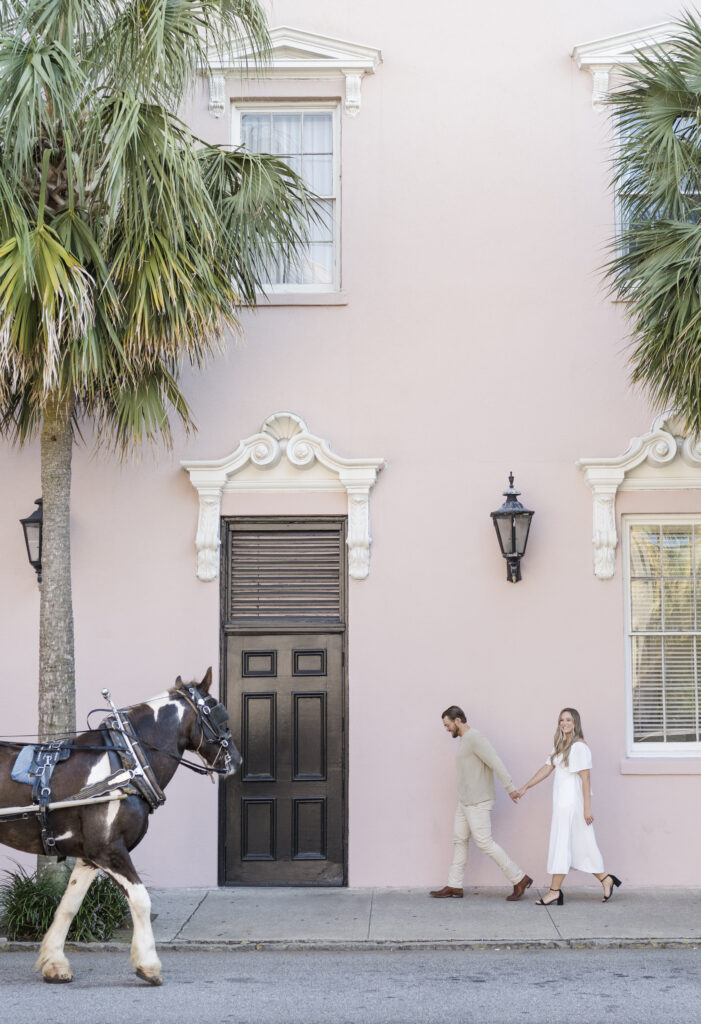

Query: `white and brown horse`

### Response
(0, 669, 240, 985)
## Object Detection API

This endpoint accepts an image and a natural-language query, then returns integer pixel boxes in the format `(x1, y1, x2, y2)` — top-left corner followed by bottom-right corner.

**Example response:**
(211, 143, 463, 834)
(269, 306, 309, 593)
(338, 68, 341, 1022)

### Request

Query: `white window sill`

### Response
(619, 757, 701, 775)
(250, 292, 348, 307)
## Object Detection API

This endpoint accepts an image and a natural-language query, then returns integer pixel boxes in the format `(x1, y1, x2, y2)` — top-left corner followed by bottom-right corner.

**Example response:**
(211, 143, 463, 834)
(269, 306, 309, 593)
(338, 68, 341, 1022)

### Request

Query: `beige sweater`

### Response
(455, 728, 515, 804)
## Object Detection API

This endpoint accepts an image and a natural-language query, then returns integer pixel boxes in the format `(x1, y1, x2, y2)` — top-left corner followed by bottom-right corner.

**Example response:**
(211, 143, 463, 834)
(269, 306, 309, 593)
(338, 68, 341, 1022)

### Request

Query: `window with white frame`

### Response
(624, 517, 701, 754)
(232, 104, 339, 292)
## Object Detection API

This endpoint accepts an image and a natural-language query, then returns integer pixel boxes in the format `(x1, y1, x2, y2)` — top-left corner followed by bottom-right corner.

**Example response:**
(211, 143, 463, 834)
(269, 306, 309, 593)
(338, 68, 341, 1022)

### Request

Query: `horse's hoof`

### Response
(43, 973, 73, 984)
(136, 967, 163, 986)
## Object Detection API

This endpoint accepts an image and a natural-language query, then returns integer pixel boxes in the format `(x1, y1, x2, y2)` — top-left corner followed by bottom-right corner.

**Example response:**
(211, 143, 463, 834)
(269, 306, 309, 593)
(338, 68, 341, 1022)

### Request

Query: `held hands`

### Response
(509, 790, 520, 803)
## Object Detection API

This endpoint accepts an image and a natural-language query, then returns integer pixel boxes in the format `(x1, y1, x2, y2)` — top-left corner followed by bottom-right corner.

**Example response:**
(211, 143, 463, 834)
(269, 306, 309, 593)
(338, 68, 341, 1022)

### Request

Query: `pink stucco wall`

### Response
(1, 3, 697, 888)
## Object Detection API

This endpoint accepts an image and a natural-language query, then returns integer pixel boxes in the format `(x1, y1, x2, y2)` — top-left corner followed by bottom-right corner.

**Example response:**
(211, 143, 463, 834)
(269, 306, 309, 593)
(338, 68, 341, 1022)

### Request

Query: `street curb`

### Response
(2, 937, 700, 953)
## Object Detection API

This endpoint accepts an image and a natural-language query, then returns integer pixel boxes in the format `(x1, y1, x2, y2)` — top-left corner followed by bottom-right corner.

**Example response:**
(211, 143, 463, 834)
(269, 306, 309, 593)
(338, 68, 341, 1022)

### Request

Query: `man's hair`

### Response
(442, 705, 466, 723)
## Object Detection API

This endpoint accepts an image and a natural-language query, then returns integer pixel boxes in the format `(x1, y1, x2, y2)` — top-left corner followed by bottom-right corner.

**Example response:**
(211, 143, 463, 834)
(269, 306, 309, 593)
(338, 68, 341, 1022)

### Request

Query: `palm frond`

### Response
(93, 359, 193, 454)
(92, 0, 270, 109)
(0, 223, 93, 397)
(199, 145, 318, 302)
(0, 36, 82, 174)
(17, 0, 114, 53)
(111, 224, 240, 364)
(605, 10, 701, 434)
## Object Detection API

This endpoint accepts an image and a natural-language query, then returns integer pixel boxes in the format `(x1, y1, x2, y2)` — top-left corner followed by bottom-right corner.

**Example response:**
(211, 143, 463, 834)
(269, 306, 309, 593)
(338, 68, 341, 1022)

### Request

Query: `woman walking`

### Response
(516, 708, 621, 906)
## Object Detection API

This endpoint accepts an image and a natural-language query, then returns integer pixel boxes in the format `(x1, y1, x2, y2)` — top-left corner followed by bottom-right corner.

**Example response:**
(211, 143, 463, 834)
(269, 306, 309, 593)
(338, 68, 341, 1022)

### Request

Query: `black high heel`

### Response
(602, 874, 621, 902)
(535, 889, 564, 906)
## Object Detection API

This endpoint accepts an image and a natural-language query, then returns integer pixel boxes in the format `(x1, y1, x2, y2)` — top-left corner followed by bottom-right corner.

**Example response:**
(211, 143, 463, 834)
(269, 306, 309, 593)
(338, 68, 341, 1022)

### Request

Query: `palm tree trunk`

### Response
(39, 393, 76, 743)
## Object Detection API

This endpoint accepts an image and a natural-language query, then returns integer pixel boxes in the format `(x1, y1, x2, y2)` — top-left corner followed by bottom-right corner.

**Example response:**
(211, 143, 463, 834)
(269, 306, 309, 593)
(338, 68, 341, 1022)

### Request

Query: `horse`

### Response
(0, 668, 241, 985)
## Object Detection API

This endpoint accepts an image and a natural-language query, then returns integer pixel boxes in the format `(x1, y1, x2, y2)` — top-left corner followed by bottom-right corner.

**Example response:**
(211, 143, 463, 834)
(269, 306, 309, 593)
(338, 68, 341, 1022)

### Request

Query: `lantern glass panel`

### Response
(495, 516, 515, 555)
(24, 521, 41, 563)
(514, 515, 532, 556)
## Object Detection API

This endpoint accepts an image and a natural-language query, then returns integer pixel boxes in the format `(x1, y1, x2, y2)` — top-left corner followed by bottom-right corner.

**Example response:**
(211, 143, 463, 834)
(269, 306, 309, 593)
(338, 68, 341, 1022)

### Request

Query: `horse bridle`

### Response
(178, 686, 235, 775)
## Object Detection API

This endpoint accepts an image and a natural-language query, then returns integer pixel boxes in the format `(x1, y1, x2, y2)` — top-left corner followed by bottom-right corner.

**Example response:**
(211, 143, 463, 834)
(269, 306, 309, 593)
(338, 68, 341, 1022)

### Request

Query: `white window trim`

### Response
(577, 411, 701, 579)
(231, 100, 341, 295)
(622, 514, 701, 758)
(207, 26, 382, 118)
(572, 22, 678, 109)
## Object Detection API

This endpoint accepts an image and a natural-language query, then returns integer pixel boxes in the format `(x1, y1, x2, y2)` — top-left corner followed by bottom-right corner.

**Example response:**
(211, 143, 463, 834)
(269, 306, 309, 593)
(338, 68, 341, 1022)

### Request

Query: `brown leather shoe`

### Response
(429, 885, 463, 898)
(506, 874, 533, 901)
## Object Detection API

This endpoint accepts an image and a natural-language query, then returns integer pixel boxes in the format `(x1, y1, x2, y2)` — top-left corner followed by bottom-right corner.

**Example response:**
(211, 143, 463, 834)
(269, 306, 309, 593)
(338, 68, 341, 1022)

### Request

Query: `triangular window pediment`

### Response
(206, 26, 382, 117)
(572, 21, 678, 107)
(273, 45, 331, 61)
(209, 26, 382, 74)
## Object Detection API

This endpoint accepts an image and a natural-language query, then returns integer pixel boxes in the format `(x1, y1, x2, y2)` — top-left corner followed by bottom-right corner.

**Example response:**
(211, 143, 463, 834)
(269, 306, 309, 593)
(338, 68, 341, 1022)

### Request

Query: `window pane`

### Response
(663, 580, 694, 631)
(632, 635, 663, 743)
(280, 254, 303, 285)
(272, 114, 302, 155)
(665, 636, 699, 742)
(258, 252, 282, 286)
(631, 579, 661, 631)
(306, 243, 333, 284)
(308, 200, 334, 243)
(284, 154, 301, 178)
(303, 113, 333, 154)
(662, 525, 693, 576)
(630, 525, 660, 577)
(302, 155, 333, 195)
(242, 114, 271, 152)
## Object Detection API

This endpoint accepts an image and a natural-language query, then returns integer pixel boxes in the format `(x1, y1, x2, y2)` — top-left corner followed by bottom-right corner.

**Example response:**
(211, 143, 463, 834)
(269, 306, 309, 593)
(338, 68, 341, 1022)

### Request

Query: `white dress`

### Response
(546, 741, 604, 875)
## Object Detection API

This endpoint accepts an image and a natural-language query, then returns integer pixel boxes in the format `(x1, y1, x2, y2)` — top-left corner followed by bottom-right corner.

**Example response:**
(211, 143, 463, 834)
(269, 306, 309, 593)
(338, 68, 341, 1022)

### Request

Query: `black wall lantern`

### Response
(20, 498, 43, 583)
(490, 474, 534, 583)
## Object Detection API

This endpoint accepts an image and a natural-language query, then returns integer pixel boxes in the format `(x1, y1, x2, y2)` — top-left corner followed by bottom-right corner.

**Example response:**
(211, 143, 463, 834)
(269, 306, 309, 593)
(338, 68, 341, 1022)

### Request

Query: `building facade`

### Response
(2, 2, 700, 888)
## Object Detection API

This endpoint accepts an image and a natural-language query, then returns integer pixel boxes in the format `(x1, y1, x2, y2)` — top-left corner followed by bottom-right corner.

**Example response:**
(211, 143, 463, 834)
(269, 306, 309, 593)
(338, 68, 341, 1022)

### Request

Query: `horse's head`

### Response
(174, 669, 242, 777)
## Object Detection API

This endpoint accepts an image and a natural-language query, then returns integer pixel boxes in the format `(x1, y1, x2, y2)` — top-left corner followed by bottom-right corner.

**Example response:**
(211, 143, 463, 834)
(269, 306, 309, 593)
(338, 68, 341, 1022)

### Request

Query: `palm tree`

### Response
(0, 0, 315, 744)
(606, 11, 701, 435)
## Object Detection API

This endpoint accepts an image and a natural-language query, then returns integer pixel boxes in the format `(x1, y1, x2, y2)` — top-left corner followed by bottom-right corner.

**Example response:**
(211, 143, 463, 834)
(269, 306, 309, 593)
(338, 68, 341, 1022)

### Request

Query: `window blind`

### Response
(240, 110, 335, 287)
(629, 524, 701, 745)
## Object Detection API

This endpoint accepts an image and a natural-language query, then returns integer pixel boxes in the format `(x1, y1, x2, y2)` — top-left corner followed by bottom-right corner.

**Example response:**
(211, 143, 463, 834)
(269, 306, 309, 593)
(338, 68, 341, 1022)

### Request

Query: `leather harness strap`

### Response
(99, 715, 166, 812)
(31, 741, 72, 857)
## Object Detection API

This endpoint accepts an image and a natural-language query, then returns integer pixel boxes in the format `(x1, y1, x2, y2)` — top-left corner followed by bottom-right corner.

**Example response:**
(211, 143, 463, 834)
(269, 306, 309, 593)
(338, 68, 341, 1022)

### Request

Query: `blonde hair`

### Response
(550, 707, 584, 767)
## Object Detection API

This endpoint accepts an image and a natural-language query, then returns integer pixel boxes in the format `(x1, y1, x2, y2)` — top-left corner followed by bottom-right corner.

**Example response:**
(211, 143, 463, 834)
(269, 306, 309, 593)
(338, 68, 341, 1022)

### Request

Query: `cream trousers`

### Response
(447, 799, 524, 888)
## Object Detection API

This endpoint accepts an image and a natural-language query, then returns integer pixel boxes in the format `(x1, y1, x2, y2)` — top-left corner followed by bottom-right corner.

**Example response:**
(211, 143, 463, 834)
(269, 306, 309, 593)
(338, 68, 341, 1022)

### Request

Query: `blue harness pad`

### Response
(10, 745, 38, 785)
(11, 742, 71, 789)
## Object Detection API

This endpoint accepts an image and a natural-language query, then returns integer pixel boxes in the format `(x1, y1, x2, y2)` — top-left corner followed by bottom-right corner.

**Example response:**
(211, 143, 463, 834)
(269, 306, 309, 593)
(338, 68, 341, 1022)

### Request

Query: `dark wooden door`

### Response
(220, 519, 347, 886)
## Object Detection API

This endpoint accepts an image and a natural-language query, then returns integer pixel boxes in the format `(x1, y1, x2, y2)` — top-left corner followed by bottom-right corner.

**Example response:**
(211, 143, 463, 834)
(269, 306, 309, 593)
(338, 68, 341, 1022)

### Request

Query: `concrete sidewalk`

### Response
(140, 885, 701, 951)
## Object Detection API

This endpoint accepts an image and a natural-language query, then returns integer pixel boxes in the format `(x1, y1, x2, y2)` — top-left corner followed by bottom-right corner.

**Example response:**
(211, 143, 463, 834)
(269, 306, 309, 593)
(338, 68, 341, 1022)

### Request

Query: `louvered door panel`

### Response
(225, 525, 344, 624)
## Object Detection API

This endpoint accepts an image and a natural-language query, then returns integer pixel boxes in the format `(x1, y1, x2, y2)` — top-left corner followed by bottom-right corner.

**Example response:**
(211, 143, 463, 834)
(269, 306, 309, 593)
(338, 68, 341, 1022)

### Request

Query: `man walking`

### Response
(430, 705, 532, 901)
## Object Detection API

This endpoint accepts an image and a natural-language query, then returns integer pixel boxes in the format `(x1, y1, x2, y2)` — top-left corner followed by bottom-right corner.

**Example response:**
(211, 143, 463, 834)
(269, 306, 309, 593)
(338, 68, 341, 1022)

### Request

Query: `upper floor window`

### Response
(624, 517, 701, 755)
(232, 103, 340, 293)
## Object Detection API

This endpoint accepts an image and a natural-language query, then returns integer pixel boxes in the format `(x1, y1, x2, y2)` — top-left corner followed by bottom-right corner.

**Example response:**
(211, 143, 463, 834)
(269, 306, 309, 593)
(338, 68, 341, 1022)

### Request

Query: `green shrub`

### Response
(0, 864, 129, 941)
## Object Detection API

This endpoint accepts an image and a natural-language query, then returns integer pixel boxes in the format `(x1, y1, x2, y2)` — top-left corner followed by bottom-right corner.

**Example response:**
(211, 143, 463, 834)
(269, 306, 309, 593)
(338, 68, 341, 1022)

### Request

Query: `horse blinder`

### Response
(185, 687, 240, 775)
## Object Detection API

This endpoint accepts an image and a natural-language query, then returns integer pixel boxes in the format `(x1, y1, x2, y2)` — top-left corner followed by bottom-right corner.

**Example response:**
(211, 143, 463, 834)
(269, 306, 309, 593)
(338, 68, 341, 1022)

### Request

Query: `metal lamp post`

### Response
(490, 474, 534, 583)
(20, 498, 43, 584)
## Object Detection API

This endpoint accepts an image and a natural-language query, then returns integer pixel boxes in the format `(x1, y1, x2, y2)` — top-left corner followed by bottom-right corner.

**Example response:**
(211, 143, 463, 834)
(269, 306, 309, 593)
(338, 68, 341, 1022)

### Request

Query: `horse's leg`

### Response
(99, 851, 162, 986)
(35, 858, 98, 984)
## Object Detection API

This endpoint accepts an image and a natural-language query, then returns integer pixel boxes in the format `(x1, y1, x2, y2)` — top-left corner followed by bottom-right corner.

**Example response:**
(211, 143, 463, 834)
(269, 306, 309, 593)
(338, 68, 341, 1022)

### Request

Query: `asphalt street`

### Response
(1, 947, 699, 1024)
